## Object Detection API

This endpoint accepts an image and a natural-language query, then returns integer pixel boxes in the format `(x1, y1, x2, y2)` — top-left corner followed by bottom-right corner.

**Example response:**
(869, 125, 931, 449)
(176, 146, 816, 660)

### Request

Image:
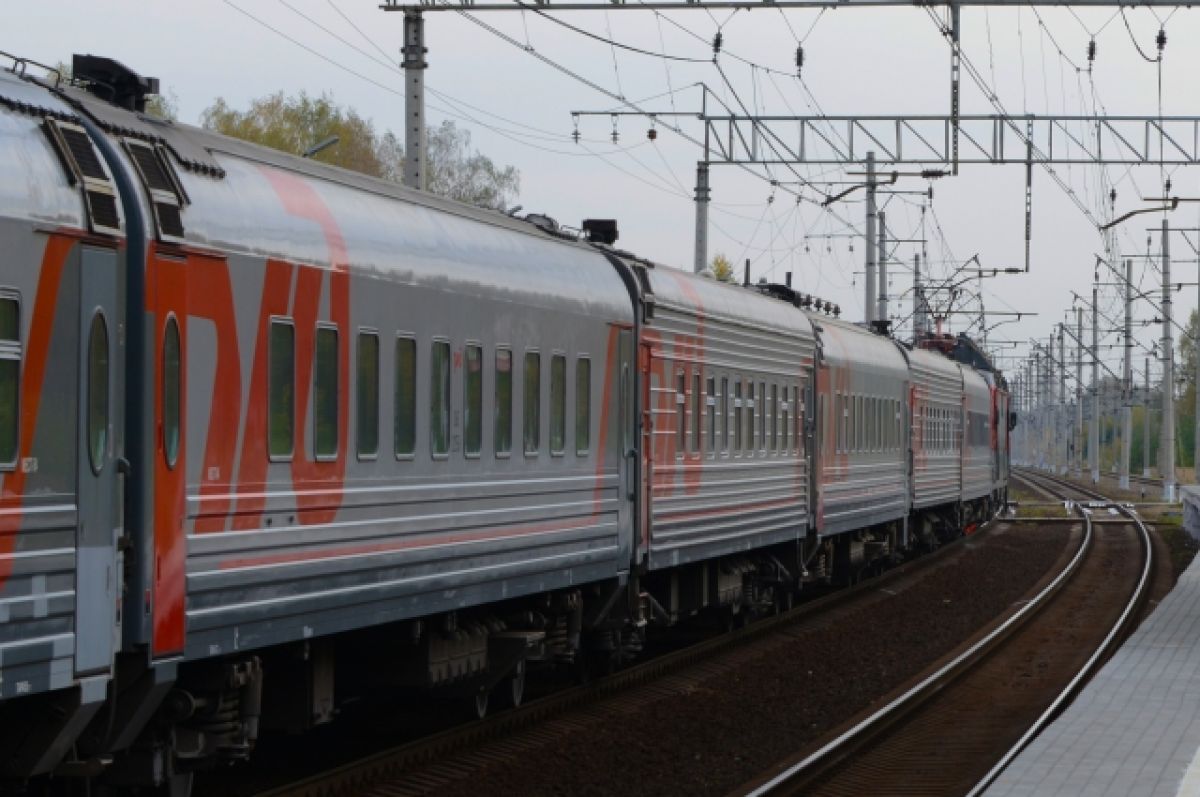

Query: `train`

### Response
(0, 54, 1011, 793)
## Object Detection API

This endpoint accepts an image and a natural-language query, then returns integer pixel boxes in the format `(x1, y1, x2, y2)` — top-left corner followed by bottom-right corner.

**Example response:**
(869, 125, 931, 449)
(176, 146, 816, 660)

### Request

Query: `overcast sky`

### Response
(11, 1, 1200, 392)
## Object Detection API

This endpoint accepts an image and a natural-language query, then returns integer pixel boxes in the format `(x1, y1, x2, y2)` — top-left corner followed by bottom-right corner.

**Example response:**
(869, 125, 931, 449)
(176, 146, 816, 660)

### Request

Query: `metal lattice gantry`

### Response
(701, 114, 1200, 167)
(382, 0, 1198, 10)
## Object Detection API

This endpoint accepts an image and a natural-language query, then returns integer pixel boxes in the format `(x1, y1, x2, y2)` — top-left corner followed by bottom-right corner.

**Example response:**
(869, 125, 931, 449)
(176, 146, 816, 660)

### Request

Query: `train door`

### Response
(616, 328, 635, 565)
(75, 246, 121, 676)
(637, 339, 653, 564)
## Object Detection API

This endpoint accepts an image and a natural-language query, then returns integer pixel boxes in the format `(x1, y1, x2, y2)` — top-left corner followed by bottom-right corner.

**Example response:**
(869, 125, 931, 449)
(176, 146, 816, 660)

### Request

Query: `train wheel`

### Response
(510, 660, 526, 708)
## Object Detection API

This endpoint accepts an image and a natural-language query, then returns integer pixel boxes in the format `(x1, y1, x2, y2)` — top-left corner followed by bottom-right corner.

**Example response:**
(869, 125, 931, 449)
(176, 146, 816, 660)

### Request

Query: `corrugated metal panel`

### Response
(908, 348, 963, 509)
(644, 270, 814, 569)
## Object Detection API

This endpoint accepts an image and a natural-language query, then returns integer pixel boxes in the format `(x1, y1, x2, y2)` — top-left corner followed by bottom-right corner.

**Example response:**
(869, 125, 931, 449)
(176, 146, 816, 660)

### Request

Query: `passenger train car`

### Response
(0, 55, 1010, 792)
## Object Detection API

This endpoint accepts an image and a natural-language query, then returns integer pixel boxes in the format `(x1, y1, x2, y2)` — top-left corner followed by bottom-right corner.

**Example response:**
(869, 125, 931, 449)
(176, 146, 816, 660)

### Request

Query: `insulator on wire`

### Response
(647, 126, 657, 141)
(1157, 28, 1166, 51)
(611, 114, 619, 144)
(571, 113, 580, 145)
(1087, 39, 1096, 63)
(1109, 188, 1117, 206)
(713, 31, 723, 55)
(795, 45, 804, 76)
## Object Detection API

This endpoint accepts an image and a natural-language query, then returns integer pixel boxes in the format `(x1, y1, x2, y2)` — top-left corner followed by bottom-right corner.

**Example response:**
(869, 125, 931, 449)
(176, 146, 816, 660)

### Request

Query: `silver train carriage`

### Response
(0, 56, 1010, 790)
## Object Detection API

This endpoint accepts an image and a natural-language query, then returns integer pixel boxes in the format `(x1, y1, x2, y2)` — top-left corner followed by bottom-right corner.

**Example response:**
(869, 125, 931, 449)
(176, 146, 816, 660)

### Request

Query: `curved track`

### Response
(740, 472, 1152, 797)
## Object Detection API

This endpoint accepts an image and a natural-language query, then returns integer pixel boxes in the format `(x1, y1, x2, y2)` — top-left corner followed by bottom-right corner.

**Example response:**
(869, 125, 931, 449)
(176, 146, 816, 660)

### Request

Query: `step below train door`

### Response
(75, 245, 121, 677)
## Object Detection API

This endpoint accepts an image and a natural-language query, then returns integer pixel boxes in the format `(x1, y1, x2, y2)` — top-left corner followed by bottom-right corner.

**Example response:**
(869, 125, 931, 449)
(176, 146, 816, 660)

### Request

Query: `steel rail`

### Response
(742, 486, 1094, 797)
(966, 501, 1153, 796)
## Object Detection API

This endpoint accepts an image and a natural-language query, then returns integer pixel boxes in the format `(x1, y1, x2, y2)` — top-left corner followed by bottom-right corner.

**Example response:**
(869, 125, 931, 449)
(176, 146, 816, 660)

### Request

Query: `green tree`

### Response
(201, 92, 518, 210)
(1179, 309, 1199, 468)
(710, 253, 735, 283)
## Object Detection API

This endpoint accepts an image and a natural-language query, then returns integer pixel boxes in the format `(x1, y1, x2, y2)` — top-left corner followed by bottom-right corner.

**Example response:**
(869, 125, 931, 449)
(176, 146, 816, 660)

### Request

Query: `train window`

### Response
(394, 336, 416, 458)
(356, 331, 379, 459)
(314, 325, 338, 460)
(576, 357, 590, 455)
(0, 296, 18, 469)
(758, 381, 766, 452)
(430, 340, 450, 457)
(706, 377, 716, 454)
(268, 319, 294, 460)
(769, 384, 778, 451)
(734, 380, 743, 453)
(550, 354, 566, 456)
(524, 351, 540, 455)
(675, 372, 687, 455)
(495, 348, 513, 457)
(692, 373, 701, 453)
(465, 344, 483, 458)
(162, 316, 181, 469)
(720, 377, 729, 453)
(780, 387, 789, 453)
(875, 398, 882, 451)
(88, 312, 110, 475)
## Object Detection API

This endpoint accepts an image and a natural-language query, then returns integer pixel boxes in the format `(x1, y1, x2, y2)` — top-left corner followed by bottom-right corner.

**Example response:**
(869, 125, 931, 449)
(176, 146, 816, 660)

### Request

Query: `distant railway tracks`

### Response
(739, 470, 1152, 797)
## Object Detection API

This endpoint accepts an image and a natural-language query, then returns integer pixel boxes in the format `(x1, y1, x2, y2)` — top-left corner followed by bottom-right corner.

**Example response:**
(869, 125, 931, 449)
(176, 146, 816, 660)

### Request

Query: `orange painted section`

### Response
(0, 235, 72, 587)
(149, 246, 188, 655)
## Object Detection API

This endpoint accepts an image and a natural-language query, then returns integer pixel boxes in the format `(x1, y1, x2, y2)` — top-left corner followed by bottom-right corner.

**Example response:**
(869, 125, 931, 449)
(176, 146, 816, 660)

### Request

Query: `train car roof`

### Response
(642, 267, 816, 341)
(807, 314, 909, 381)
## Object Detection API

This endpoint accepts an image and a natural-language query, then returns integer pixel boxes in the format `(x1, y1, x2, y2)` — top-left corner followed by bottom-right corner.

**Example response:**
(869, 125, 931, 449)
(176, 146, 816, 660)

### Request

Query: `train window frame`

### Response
(691, 371, 701, 454)
(355, 329, 379, 461)
(720, 376, 730, 455)
(734, 379, 744, 455)
(746, 380, 757, 454)
(464, 342, 483, 459)
(495, 347, 513, 458)
(267, 317, 295, 462)
(313, 323, 339, 462)
(523, 350, 541, 457)
(757, 380, 767, 453)
(0, 293, 20, 471)
(706, 376, 716, 459)
(162, 314, 181, 470)
(394, 334, 417, 460)
(430, 338, 451, 459)
(550, 353, 567, 457)
(87, 310, 110, 475)
(675, 370, 687, 457)
(575, 356, 590, 456)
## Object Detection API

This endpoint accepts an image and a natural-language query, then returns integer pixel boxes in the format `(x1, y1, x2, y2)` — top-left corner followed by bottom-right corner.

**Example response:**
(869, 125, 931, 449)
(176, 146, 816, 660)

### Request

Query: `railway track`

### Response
(241, 508, 1032, 797)
(738, 473, 1153, 797)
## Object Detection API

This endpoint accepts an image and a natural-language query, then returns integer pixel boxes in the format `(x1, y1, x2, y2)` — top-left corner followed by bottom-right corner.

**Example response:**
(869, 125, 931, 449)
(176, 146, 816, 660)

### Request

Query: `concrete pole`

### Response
(1059, 323, 1067, 474)
(865, 152, 877, 324)
(694, 162, 710, 273)
(1091, 284, 1101, 484)
(1075, 307, 1084, 478)
(878, 210, 888, 326)
(401, 10, 427, 191)
(1144, 357, 1152, 478)
(1162, 219, 1177, 502)
(913, 253, 923, 340)
(1120, 258, 1133, 489)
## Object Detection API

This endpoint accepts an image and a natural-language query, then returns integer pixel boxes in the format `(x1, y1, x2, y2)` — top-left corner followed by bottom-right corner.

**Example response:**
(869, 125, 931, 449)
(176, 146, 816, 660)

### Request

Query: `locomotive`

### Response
(0, 54, 1011, 793)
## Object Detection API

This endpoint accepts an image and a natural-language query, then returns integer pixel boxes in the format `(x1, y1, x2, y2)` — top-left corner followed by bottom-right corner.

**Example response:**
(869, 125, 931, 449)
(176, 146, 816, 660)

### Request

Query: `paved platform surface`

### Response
(987, 518, 1200, 797)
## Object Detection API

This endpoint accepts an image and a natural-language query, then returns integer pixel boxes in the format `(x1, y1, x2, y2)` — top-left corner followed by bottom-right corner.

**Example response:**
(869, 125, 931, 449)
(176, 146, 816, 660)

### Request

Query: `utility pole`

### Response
(913, 253, 924, 340)
(1161, 219, 1177, 501)
(1144, 357, 1152, 478)
(401, 10, 427, 191)
(1075, 307, 1084, 478)
(877, 210, 888, 326)
(693, 90, 711, 273)
(865, 152, 877, 324)
(1120, 258, 1133, 489)
(1091, 283, 1100, 484)
(1058, 323, 1067, 474)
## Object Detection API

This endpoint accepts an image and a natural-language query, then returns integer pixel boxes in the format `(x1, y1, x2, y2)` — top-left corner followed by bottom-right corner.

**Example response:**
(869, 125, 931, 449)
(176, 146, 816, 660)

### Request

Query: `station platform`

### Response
(987, 493, 1200, 796)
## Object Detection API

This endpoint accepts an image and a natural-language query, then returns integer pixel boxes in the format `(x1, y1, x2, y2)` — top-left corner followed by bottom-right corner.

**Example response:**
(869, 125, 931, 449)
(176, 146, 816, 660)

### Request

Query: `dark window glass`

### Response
(0, 297, 17, 467)
(524, 352, 540, 455)
(465, 344, 482, 457)
(430, 341, 450, 456)
(734, 380, 743, 453)
(163, 317, 181, 468)
(720, 377, 729, 452)
(0, 298, 17, 342)
(88, 313, 109, 474)
(394, 337, 416, 457)
(770, 384, 778, 451)
(495, 349, 512, 456)
(314, 326, 338, 459)
(706, 377, 716, 452)
(356, 332, 379, 458)
(550, 354, 566, 455)
(692, 373, 701, 452)
(268, 320, 294, 459)
(576, 358, 590, 455)
(676, 372, 686, 453)
(781, 385, 789, 453)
